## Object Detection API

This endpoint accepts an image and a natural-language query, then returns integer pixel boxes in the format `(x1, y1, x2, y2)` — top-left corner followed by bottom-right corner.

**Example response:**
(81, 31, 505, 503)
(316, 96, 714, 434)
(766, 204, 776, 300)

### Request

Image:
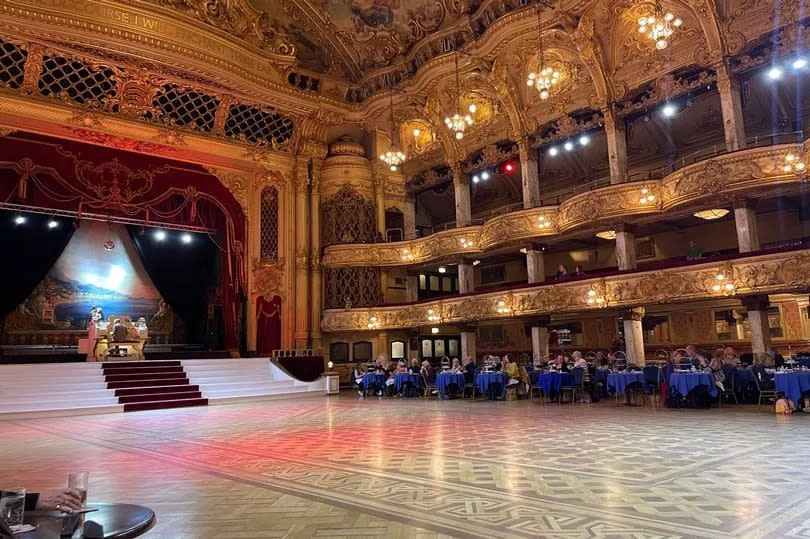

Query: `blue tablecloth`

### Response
(669, 372, 717, 398)
(362, 373, 386, 390)
(394, 372, 420, 392)
(596, 370, 609, 385)
(798, 358, 810, 369)
(734, 368, 755, 392)
(775, 372, 810, 404)
(607, 372, 645, 395)
(476, 371, 508, 396)
(436, 372, 464, 397)
(530, 371, 574, 395)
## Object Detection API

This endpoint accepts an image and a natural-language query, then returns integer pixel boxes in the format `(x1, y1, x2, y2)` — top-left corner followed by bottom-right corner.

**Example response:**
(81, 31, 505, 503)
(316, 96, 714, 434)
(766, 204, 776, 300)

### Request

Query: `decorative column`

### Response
(451, 162, 472, 227)
(743, 295, 771, 357)
(622, 307, 646, 366)
(405, 271, 419, 302)
(373, 171, 386, 235)
(459, 323, 478, 362)
(529, 315, 551, 364)
(526, 243, 545, 284)
(403, 193, 416, 239)
(715, 61, 747, 152)
(615, 224, 637, 271)
(733, 309, 747, 340)
(294, 156, 310, 349)
(734, 198, 760, 253)
(310, 156, 324, 351)
(458, 259, 475, 294)
(603, 104, 628, 185)
(518, 136, 541, 208)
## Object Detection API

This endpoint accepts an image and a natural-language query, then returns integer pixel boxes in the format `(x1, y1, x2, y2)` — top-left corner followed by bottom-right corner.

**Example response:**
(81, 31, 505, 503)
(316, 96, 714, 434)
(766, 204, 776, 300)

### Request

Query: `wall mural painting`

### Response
(8, 221, 162, 333)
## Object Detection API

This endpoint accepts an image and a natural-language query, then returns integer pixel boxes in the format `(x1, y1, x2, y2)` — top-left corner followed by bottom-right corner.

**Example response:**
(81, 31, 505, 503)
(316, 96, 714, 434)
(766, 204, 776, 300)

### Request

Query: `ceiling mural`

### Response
(252, 0, 472, 80)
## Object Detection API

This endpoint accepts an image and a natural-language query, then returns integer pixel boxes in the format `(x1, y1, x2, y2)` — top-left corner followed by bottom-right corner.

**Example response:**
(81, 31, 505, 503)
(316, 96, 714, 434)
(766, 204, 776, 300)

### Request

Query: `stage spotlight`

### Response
(579, 135, 590, 146)
(481, 171, 490, 180)
(181, 233, 192, 244)
(472, 175, 480, 183)
(505, 163, 514, 173)
(564, 141, 574, 151)
(793, 58, 808, 70)
(154, 229, 167, 241)
(662, 103, 677, 117)
(13, 215, 26, 225)
(47, 219, 59, 229)
(767, 66, 783, 80)
(548, 147, 559, 156)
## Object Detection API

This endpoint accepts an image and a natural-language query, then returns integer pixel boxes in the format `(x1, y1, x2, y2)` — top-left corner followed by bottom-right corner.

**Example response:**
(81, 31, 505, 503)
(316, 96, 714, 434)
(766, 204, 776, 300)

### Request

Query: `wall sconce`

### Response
(496, 299, 511, 314)
(459, 237, 474, 248)
(367, 315, 380, 329)
(427, 308, 440, 322)
(711, 272, 735, 295)
(400, 248, 415, 261)
(586, 288, 606, 306)
(639, 187, 656, 204)
(538, 215, 553, 229)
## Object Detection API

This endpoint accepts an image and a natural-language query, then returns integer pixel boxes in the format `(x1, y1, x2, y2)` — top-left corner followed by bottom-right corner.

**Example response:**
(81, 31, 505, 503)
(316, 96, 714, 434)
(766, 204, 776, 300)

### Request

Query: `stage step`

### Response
(104, 372, 187, 383)
(100, 366, 185, 376)
(114, 384, 200, 397)
(117, 390, 202, 404)
(101, 360, 182, 368)
(122, 397, 208, 412)
(106, 377, 189, 389)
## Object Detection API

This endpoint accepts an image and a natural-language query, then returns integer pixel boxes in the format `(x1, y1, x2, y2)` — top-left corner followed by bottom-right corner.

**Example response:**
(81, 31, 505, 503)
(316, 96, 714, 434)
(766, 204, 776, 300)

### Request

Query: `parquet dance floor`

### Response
(3, 396, 810, 538)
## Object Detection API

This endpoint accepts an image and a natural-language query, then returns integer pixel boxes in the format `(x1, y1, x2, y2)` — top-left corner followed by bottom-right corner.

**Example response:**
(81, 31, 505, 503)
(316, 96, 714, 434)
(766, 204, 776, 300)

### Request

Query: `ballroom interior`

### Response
(2, 0, 810, 537)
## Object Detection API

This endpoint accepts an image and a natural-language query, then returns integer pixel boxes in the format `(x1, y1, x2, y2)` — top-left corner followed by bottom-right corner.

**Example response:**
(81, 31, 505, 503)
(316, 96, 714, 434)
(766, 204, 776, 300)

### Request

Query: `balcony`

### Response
(322, 140, 807, 268)
(321, 245, 810, 332)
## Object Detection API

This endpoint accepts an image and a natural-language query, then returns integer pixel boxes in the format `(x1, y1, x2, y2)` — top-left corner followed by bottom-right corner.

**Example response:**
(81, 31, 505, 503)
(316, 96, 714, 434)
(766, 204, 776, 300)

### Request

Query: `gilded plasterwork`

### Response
(321, 248, 810, 332)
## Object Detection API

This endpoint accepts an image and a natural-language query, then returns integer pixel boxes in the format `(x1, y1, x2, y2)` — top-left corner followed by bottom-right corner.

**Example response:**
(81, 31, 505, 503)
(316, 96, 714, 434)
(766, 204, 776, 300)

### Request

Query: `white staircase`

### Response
(0, 362, 122, 418)
(181, 358, 325, 403)
(0, 358, 324, 418)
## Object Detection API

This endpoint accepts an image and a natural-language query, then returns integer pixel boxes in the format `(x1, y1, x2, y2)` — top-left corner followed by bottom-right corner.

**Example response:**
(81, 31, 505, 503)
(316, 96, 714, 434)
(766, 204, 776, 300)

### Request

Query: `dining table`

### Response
(606, 372, 645, 395)
(530, 371, 574, 396)
(774, 371, 810, 406)
(669, 372, 718, 398)
(435, 371, 465, 397)
(361, 372, 386, 391)
(393, 372, 420, 393)
(21, 503, 155, 538)
(475, 371, 508, 398)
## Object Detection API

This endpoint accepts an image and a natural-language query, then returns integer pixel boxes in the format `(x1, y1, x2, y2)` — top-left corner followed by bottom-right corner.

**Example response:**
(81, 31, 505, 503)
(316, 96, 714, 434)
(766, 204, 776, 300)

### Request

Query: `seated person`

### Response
(420, 360, 435, 385)
(450, 358, 465, 373)
(572, 351, 590, 384)
(724, 347, 741, 366)
(110, 318, 128, 342)
(491, 356, 503, 372)
(462, 357, 476, 385)
(502, 355, 520, 387)
(696, 351, 710, 370)
(395, 360, 408, 373)
(352, 363, 365, 396)
(408, 358, 421, 374)
(704, 356, 726, 391)
(751, 360, 775, 389)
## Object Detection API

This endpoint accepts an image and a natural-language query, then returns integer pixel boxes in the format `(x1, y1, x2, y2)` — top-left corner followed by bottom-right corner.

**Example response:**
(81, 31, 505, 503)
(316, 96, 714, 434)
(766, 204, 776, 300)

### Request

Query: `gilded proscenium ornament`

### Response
(321, 226, 482, 268)
(320, 248, 810, 332)
(204, 166, 250, 215)
(252, 257, 285, 299)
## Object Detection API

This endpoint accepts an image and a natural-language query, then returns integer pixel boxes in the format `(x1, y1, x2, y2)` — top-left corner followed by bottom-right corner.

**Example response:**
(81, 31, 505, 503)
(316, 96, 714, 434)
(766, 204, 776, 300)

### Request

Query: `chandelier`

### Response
(526, 6, 560, 100)
(638, 2, 682, 50)
(444, 52, 473, 140)
(379, 93, 406, 171)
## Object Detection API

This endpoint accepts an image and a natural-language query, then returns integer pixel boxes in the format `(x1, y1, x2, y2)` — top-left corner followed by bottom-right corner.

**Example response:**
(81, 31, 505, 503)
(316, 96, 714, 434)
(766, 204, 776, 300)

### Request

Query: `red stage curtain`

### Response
(256, 295, 281, 356)
(0, 132, 246, 350)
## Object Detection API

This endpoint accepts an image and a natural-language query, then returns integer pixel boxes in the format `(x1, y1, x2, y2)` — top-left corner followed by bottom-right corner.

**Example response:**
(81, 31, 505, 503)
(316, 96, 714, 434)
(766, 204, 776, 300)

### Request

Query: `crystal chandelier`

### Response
(638, 2, 682, 50)
(379, 93, 406, 171)
(444, 52, 473, 140)
(526, 6, 560, 100)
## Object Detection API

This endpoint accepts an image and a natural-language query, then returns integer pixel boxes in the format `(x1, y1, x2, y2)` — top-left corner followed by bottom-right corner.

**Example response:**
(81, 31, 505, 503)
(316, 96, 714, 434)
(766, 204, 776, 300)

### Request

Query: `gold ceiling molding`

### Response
(323, 141, 808, 267)
(204, 166, 250, 215)
(321, 248, 810, 332)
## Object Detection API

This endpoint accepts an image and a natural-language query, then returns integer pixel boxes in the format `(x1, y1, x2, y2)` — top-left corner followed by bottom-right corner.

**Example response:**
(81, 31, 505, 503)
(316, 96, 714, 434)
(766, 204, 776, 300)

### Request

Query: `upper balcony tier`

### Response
(322, 141, 808, 268)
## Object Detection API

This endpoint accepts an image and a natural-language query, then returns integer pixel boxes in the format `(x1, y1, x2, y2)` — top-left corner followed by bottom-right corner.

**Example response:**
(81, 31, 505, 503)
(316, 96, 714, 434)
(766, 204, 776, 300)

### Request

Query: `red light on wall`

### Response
(505, 163, 514, 173)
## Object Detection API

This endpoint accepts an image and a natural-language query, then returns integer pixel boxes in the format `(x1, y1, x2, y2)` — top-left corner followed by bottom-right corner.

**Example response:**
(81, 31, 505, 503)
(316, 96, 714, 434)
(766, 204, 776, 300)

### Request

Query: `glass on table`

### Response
(68, 472, 89, 508)
(1, 487, 26, 529)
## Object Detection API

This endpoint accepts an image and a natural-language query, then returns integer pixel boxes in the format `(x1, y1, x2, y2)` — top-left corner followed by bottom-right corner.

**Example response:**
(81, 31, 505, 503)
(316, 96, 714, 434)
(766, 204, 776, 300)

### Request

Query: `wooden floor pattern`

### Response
(2, 395, 810, 538)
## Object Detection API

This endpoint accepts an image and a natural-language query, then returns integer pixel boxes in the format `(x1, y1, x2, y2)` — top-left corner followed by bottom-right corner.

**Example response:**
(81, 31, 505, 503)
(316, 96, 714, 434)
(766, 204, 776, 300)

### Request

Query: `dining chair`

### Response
(751, 366, 778, 411)
(717, 367, 738, 406)
(559, 367, 585, 404)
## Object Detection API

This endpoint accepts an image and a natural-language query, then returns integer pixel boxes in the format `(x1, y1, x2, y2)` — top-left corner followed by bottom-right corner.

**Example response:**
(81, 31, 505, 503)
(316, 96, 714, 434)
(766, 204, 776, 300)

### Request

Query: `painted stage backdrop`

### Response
(3, 221, 163, 341)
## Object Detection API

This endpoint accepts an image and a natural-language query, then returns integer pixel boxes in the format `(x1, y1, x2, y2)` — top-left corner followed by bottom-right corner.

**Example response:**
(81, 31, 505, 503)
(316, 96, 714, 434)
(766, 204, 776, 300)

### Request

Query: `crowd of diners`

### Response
(350, 343, 793, 404)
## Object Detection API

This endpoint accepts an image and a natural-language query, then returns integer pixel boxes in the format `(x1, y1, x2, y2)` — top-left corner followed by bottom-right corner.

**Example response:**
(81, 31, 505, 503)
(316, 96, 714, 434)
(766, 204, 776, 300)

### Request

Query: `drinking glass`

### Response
(1, 487, 26, 529)
(68, 472, 89, 508)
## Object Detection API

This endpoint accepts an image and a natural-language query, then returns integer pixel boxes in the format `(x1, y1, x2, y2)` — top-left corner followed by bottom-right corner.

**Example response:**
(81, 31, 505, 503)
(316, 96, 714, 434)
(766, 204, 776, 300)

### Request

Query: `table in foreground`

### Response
(669, 372, 718, 398)
(21, 503, 155, 539)
(774, 371, 810, 405)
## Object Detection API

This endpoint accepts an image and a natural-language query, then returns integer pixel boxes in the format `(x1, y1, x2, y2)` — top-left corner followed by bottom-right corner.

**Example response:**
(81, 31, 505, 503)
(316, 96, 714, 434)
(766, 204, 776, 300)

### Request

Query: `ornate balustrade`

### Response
(323, 141, 808, 267)
(320, 247, 810, 332)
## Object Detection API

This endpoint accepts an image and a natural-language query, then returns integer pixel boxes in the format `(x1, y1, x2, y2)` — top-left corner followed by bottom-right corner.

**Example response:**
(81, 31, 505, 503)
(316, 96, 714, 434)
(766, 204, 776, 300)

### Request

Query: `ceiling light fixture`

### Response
(444, 52, 473, 140)
(548, 147, 559, 156)
(154, 230, 167, 241)
(181, 233, 192, 244)
(379, 92, 406, 171)
(526, 5, 560, 100)
(638, 2, 682, 50)
(438, 266, 447, 273)
(767, 66, 783, 80)
(13, 214, 26, 225)
(47, 219, 59, 229)
(596, 230, 616, 240)
(793, 58, 808, 70)
(564, 141, 574, 151)
(662, 103, 677, 117)
(579, 135, 590, 146)
(693, 209, 729, 220)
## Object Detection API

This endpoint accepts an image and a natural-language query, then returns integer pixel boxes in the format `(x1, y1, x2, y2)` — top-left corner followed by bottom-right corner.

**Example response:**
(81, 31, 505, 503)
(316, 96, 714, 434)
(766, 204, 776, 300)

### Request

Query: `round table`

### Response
(361, 373, 386, 391)
(436, 372, 464, 397)
(530, 371, 573, 395)
(394, 372, 420, 393)
(669, 372, 718, 398)
(475, 371, 508, 397)
(21, 503, 155, 538)
(775, 371, 810, 405)
(607, 372, 645, 395)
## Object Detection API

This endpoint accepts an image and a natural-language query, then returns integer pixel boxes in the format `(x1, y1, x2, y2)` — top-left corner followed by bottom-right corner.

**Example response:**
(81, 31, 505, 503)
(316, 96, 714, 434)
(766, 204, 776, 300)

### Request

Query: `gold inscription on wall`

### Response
(6, 0, 262, 71)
